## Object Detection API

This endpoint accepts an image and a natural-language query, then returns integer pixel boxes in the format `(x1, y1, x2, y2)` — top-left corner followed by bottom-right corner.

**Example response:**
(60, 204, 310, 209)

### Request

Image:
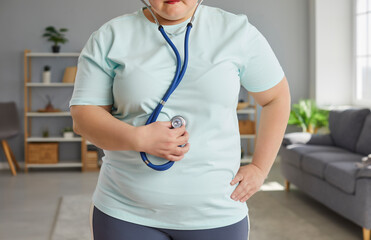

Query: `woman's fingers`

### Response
(142, 121, 190, 162)
(176, 130, 189, 146)
(167, 154, 184, 162)
(169, 143, 190, 159)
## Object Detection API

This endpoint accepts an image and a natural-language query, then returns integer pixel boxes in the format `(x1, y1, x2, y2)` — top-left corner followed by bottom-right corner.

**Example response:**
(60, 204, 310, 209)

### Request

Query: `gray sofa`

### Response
(279, 108, 371, 240)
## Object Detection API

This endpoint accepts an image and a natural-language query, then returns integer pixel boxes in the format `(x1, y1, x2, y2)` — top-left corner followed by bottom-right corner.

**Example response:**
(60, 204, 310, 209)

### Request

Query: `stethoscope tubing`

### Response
(148, 24, 192, 124)
(140, 24, 192, 171)
(139, 0, 202, 171)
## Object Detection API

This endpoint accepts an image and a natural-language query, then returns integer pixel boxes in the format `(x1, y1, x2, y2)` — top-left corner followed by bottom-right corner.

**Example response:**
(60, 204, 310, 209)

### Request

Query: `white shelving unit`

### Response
(237, 94, 257, 165)
(27, 162, 83, 168)
(27, 137, 82, 142)
(23, 49, 89, 171)
(26, 112, 71, 117)
(26, 83, 74, 87)
(26, 52, 80, 57)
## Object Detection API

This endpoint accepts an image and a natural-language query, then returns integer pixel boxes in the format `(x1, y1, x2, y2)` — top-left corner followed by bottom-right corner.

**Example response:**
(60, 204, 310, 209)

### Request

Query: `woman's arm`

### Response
(70, 105, 190, 161)
(71, 105, 137, 151)
(230, 76, 291, 202)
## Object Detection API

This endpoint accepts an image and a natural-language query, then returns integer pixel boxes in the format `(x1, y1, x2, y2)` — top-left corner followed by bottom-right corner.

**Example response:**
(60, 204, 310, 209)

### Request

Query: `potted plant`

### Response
(288, 99, 329, 134)
(62, 127, 74, 138)
(42, 26, 68, 53)
(42, 127, 49, 138)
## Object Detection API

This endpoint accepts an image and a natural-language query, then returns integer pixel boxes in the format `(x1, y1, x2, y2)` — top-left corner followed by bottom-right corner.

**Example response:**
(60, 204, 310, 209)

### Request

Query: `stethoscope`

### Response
(139, 0, 203, 171)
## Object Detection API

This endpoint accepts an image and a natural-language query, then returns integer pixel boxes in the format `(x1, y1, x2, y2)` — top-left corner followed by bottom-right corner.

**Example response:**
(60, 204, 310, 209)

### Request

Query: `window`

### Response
(355, 0, 371, 104)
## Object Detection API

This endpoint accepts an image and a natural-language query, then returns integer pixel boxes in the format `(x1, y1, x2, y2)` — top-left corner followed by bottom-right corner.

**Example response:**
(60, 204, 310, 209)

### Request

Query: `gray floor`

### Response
(0, 160, 362, 240)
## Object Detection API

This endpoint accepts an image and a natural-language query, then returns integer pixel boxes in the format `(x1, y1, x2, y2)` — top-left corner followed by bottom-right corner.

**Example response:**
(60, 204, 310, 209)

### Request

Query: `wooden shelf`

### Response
(241, 155, 253, 164)
(26, 83, 74, 87)
(237, 108, 256, 114)
(26, 112, 71, 117)
(26, 52, 80, 57)
(240, 134, 256, 139)
(27, 162, 83, 168)
(27, 137, 82, 142)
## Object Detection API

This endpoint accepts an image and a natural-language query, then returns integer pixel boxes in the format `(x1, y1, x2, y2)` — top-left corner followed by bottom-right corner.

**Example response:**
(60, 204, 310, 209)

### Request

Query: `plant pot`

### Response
(52, 45, 60, 53)
(43, 71, 51, 84)
(63, 132, 74, 138)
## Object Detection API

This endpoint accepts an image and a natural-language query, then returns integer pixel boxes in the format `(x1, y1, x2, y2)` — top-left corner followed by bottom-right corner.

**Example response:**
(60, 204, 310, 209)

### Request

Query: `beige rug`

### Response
(50, 190, 329, 240)
(248, 191, 332, 240)
(50, 194, 92, 240)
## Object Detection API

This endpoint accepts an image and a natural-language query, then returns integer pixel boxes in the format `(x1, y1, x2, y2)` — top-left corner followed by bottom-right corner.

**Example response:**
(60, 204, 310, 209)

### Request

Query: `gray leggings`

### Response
(90, 204, 250, 240)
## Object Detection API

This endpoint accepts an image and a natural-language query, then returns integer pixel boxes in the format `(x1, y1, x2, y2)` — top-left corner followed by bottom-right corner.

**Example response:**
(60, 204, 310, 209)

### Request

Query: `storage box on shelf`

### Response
(28, 142, 58, 164)
(23, 49, 93, 171)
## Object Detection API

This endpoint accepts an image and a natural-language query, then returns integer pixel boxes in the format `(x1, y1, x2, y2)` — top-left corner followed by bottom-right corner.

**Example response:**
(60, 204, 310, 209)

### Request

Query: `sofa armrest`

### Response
(355, 179, 371, 229)
(357, 166, 371, 178)
(307, 134, 334, 146)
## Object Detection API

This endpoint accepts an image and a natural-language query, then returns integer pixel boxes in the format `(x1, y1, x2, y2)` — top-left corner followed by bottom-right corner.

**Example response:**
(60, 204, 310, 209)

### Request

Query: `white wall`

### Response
(310, 0, 353, 107)
(0, 0, 309, 163)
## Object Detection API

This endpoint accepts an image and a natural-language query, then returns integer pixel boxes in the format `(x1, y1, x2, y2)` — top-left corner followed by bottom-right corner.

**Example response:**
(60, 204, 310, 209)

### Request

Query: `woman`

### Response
(70, 0, 291, 239)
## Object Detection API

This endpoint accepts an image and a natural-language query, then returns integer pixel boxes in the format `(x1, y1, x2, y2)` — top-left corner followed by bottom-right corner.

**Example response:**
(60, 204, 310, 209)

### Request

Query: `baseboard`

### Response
(0, 162, 25, 170)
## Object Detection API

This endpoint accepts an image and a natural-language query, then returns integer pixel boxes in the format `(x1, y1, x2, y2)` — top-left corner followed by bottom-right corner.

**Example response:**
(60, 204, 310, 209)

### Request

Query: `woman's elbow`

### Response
(70, 106, 81, 135)
(72, 121, 80, 135)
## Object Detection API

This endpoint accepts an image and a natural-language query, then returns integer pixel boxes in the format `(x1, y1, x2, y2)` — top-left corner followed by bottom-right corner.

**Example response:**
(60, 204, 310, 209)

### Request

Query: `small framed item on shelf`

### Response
(28, 142, 59, 164)
(62, 66, 77, 83)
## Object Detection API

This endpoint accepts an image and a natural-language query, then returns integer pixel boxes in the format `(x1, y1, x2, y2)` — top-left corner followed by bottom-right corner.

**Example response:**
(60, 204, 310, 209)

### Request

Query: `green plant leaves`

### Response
(288, 99, 329, 133)
(45, 26, 57, 33)
(42, 26, 69, 46)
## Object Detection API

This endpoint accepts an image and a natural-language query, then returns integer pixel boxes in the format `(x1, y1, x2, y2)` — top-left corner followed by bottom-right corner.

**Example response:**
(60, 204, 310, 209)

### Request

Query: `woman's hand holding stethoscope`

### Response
(136, 121, 190, 162)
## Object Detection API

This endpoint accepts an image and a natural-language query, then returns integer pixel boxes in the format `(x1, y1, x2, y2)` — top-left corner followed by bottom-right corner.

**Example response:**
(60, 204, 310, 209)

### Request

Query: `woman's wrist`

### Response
(132, 125, 145, 152)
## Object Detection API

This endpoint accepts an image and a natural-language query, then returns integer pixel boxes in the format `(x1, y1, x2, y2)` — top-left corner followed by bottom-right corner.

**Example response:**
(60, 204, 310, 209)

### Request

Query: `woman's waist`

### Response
(97, 161, 239, 209)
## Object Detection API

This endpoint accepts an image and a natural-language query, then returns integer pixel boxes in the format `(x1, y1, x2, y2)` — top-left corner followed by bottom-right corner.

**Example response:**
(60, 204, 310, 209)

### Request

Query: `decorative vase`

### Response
(63, 132, 74, 138)
(52, 45, 60, 53)
(43, 70, 51, 84)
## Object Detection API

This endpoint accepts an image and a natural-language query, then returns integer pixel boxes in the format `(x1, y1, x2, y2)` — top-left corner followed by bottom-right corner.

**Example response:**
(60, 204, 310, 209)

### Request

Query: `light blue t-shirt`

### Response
(70, 5, 285, 230)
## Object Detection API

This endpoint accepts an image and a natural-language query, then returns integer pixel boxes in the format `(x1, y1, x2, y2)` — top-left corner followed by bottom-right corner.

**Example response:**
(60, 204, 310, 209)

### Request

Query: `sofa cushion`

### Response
(301, 152, 363, 179)
(324, 161, 361, 194)
(329, 108, 370, 152)
(279, 144, 348, 168)
(356, 114, 371, 156)
(307, 134, 334, 146)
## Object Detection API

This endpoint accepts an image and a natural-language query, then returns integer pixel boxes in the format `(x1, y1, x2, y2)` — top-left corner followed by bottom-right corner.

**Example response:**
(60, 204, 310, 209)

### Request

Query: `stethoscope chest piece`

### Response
(171, 115, 187, 148)
(171, 115, 186, 129)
